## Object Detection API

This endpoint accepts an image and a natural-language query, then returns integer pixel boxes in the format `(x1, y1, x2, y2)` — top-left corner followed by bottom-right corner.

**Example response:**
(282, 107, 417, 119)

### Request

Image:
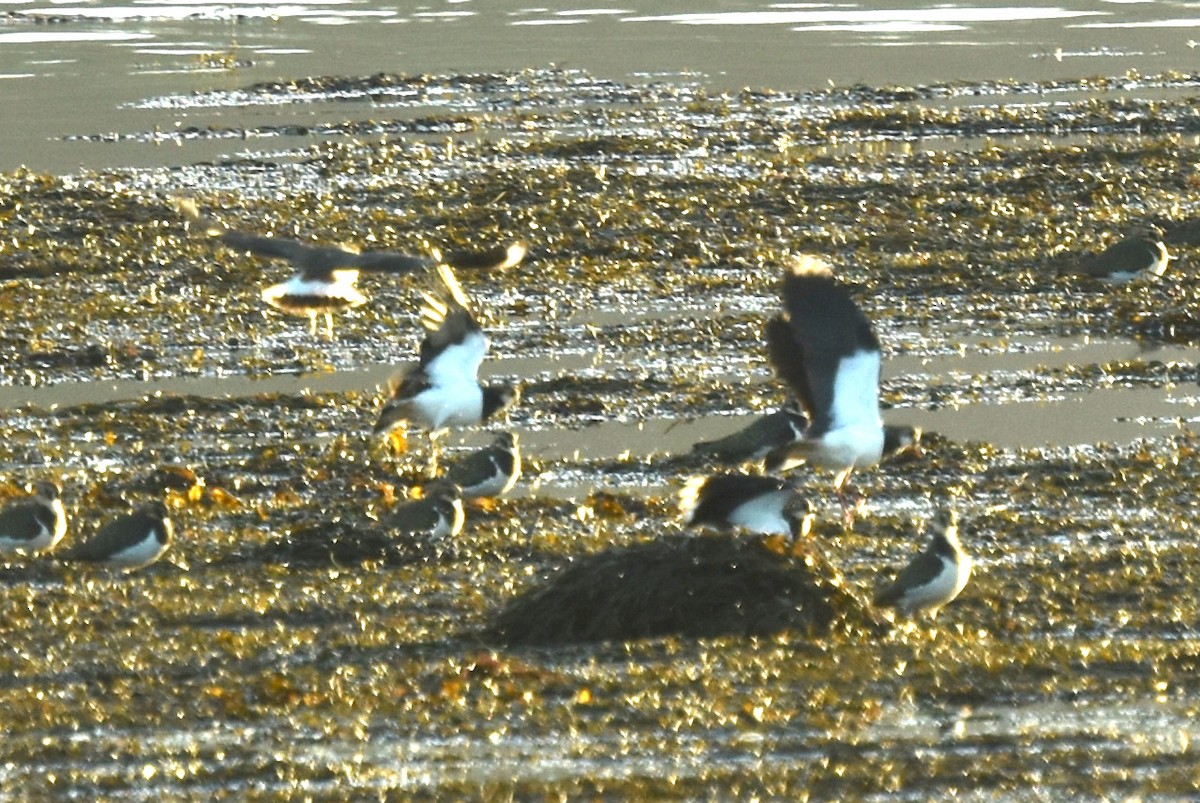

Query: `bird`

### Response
(432, 240, 529, 272)
(374, 263, 517, 461)
(63, 501, 174, 571)
(442, 432, 522, 498)
(689, 404, 808, 465)
(766, 422, 922, 472)
(1058, 231, 1170, 282)
(177, 199, 432, 338)
(678, 473, 811, 539)
(1161, 217, 1200, 247)
(874, 510, 972, 618)
(761, 255, 885, 527)
(383, 481, 465, 541)
(0, 480, 67, 555)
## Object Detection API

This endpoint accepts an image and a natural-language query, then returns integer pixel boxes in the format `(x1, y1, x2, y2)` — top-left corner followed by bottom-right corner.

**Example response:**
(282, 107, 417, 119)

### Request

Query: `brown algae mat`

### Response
(0, 68, 1199, 797)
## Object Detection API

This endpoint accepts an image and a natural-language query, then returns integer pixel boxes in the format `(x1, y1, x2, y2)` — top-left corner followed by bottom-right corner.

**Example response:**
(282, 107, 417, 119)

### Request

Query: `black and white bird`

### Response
(689, 404, 809, 465)
(762, 255, 885, 525)
(678, 474, 811, 539)
(874, 510, 971, 618)
(0, 480, 67, 555)
(63, 501, 174, 571)
(443, 432, 522, 498)
(384, 481, 465, 542)
(432, 241, 529, 272)
(374, 263, 517, 447)
(178, 199, 432, 338)
(1059, 231, 1170, 283)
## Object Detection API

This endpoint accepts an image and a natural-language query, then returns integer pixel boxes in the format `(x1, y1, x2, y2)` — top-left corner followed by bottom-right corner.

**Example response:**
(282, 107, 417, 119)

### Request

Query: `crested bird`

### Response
(874, 510, 971, 618)
(431, 240, 529, 272)
(63, 501, 175, 571)
(690, 404, 809, 465)
(1058, 230, 1170, 283)
(374, 263, 517, 468)
(443, 432, 522, 499)
(0, 480, 67, 555)
(678, 473, 811, 539)
(762, 255, 885, 527)
(384, 481, 465, 542)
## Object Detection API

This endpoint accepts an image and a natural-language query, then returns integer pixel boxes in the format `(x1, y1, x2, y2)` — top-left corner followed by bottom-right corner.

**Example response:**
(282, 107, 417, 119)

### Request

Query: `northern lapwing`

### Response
(762, 255, 885, 527)
(678, 474, 811, 539)
(874, 510, 971, 618)
(384, 481, 465, 541)
(443, 432, 522, 498)
(766, 422, 923, 472)
(431, 240, 528, 272)
(0, 480, 67, 555)
(1059, 231, 1170, 282)
(178, 199, 432, 338)
(374, 264, 517, 464)
(689, 404, 808, 465)
(64, 501, 174, 571)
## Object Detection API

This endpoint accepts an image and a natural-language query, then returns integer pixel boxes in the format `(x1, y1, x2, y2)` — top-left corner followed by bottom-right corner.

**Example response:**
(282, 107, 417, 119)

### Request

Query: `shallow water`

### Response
(3, 0, 1200, 172)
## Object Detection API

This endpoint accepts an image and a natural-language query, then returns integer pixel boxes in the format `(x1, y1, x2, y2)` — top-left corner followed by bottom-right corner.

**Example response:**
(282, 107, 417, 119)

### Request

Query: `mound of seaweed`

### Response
(486, 535, 864, 645)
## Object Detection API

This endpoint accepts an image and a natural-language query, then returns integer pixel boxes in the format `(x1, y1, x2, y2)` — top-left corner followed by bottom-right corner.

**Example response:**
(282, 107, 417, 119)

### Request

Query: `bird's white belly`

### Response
(108, 534, 168, 569)
(413, 383, 484, 429)
(262, 275, 366, 311)
(728, 492, 791, 536)
(901, 554, 972, 613)
(811, 424, 885, 469)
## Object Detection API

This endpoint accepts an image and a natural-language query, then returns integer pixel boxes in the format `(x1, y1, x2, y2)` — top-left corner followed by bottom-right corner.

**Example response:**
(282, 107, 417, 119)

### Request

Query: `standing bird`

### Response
(689, 404, 809, 465)
(762, 255, 885, 527)
(443, 432, 522, 499)
(432, 241, 529, 272)
(1058, 231, 1170, 283)
(874, 510, 971, 617)
(177, 199, 432, 338)
(384, 481, 465, 542)
(63, 501, 175, 571)
(0, 480, 67, 555)
(374, 264, 518, 465)
(678, 474, 811, 539)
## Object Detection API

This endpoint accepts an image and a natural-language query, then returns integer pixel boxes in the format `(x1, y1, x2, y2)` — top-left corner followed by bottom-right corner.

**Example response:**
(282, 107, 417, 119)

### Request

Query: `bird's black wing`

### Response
(776, 259, 880, 433)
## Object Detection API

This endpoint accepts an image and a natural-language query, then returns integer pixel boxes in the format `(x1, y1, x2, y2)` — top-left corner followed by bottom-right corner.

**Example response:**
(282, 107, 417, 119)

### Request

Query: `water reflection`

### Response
(1, 336, 1194, 452)
(2, 0, 1199, 172)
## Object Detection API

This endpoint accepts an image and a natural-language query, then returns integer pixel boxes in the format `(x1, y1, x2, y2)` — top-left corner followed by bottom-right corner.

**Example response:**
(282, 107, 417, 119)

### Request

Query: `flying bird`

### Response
(762, 255, 885, 527)
(374, 264, 517, 465)
(178, 199, 432, 338)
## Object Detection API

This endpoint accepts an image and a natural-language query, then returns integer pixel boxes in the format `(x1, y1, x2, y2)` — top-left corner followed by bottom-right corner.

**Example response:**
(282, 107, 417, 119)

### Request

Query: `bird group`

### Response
(9, 197, 1183, 613)
(0, 481, 174, 572)
(678, 255, 970, 619)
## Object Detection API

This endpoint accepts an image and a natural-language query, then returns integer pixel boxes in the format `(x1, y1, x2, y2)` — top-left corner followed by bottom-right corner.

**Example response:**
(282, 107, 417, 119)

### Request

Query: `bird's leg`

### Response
(834, 467, 861, 530)
(307, 311, 318, 337)
(426, 428, 448, 476)
(324, 312, 335, 340)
